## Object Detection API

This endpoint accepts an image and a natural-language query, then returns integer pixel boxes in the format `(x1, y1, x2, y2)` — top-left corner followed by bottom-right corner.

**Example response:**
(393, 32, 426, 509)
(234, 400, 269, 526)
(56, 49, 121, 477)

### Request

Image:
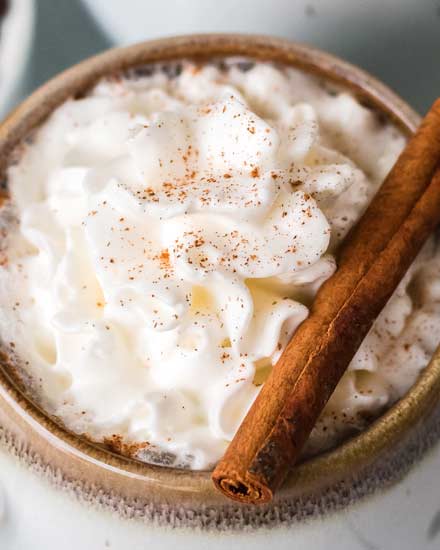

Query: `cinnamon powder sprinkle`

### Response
(250, 167, 260, 178)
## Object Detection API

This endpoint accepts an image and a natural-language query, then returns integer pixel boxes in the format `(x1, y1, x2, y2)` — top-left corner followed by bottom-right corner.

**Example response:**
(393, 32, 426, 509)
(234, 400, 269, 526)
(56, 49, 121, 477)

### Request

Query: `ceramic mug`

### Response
(0, 34, 439, 529)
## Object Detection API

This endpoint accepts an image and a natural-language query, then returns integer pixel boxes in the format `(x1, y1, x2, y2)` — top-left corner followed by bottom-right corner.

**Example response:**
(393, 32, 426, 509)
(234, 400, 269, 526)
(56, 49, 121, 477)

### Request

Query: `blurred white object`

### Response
(79, 0, 420, 44)
(80, 0, 440, 113)
(0, 0, 34, 118)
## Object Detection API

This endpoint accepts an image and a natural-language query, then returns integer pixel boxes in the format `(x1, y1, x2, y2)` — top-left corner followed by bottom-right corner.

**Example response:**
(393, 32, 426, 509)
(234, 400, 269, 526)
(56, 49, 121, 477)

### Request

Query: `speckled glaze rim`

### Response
(0, 34, 439, 511)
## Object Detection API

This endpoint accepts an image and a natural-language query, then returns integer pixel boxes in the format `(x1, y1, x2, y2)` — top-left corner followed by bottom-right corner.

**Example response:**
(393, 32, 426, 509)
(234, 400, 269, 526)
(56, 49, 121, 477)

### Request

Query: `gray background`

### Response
(21, 1, 110, 101)
(19, 0, 440, 116)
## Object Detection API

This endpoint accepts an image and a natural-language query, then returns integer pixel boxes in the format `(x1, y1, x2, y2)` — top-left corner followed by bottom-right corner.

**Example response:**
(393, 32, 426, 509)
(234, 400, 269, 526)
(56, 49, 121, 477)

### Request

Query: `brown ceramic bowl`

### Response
(0, 34, 439, 527)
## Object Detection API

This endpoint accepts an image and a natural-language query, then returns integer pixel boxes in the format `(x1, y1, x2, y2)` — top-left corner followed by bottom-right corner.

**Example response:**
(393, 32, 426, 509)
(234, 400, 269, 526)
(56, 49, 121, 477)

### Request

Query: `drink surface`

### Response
(0, 59, 438, 469)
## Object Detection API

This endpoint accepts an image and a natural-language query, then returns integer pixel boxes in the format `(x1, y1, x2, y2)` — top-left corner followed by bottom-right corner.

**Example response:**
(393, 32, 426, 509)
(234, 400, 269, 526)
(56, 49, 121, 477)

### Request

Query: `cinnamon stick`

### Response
(212, 99, 440, 504)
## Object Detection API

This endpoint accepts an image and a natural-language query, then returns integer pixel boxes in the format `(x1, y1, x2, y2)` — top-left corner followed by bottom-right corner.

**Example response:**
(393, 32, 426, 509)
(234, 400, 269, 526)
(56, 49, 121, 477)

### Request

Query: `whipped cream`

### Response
(1, 59, 438, 469)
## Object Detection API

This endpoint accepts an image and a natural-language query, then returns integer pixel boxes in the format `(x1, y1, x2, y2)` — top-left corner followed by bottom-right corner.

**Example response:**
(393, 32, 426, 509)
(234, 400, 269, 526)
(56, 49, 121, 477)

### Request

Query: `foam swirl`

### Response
(2, 60, 437, 469)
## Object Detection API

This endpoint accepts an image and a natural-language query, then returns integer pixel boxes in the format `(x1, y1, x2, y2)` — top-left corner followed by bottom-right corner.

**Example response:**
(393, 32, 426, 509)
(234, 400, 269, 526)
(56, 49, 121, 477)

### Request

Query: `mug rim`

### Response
(0, 33, 439, 508)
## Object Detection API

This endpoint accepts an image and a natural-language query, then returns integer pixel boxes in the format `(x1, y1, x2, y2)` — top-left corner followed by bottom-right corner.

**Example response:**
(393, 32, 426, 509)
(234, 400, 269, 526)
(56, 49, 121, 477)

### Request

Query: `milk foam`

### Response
(1, 59, 438, 469)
